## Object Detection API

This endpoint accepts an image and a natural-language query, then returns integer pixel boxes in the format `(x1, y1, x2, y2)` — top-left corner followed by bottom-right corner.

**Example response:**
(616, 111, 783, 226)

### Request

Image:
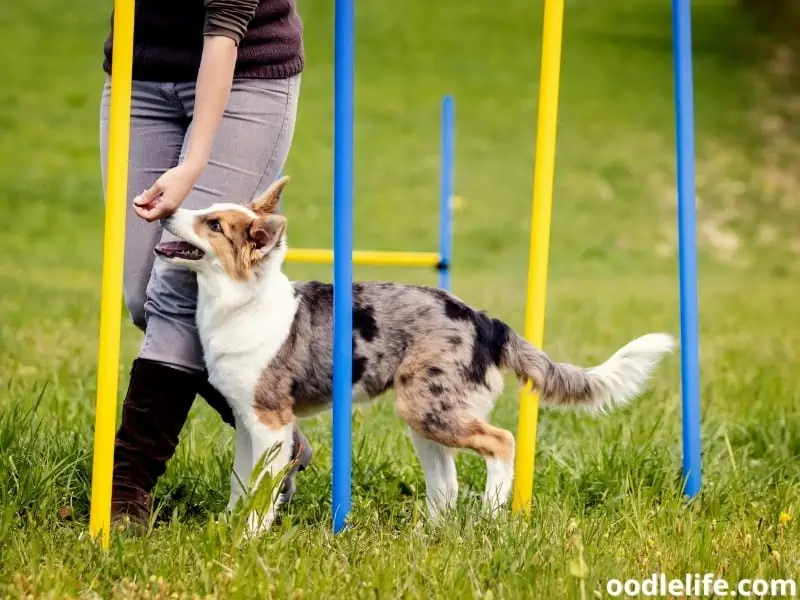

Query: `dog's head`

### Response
(154, 176, 289, 281)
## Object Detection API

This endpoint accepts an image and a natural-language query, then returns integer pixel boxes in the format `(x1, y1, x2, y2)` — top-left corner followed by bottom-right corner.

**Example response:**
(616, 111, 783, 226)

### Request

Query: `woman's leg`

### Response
(100, 80, 210, 524)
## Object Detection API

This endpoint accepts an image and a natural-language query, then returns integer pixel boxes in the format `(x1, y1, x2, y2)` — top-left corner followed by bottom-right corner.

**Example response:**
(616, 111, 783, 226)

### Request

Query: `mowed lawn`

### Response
(1, 0, 799, 597)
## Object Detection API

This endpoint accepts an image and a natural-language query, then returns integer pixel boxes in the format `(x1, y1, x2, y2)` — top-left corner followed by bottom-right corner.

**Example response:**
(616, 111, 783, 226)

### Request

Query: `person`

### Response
(100, 0, 312, 526)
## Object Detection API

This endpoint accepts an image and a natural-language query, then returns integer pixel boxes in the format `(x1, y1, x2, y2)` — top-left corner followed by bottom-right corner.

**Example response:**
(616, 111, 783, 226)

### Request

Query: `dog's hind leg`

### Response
(463, 370, 515, 516)
(408, 429, 458, 522)
(395, 341, 466, 523)
(396, 344, 514, 519)
(461, 420, 515, 516)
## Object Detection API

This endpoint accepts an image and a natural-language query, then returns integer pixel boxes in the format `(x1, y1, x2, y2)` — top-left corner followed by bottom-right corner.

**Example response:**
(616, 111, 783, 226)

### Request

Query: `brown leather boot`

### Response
(111, 358, 199, 528)
(195, 376, 236, 427)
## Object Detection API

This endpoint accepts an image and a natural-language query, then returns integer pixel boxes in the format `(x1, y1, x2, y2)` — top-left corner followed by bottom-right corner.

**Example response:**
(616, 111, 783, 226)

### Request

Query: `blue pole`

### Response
(672, 0, 702, 498)
(332, 0, 354, 532)
(438, 95, 454, 290)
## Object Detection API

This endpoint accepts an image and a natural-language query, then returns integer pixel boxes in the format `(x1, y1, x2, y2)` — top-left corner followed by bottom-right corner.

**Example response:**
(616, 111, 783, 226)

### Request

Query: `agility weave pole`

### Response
(329, 7, 456, 532)
(285, 94, 455, 290)
(439, 95, 455, 290)
(332, 0, 355, 534)
(672, 0, 702, 497)
(511, 0, 564, 515)
(88, 0, 134, 549)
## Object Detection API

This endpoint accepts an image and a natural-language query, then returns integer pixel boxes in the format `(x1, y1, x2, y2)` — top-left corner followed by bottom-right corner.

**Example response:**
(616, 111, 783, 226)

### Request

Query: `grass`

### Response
(1, 0, 799, 597)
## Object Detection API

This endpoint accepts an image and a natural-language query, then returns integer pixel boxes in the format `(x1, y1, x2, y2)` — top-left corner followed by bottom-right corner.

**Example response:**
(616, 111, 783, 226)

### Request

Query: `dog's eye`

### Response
(208, 220, 222, 233)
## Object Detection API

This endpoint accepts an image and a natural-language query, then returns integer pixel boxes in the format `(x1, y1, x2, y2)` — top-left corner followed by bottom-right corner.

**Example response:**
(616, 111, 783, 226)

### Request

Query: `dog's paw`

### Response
(245, 509, 275, 537)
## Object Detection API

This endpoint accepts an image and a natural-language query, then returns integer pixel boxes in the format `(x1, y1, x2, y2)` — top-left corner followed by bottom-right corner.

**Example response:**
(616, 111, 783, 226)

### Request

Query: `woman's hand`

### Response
(133, 161, 204, 222)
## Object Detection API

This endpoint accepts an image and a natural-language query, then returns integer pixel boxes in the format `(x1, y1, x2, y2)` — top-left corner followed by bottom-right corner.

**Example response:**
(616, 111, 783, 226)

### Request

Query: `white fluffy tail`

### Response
(502, 330, 676, 413)
(585, 333, 676, 413)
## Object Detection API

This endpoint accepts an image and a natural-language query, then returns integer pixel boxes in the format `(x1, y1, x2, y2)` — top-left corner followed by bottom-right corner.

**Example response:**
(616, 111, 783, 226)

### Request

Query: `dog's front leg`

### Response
(227, 416, 253, 513)
(245, 418, 294, 536)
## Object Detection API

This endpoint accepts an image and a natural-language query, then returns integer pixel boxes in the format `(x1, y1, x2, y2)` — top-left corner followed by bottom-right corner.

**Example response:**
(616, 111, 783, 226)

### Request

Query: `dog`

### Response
(153, 176, 675, 534)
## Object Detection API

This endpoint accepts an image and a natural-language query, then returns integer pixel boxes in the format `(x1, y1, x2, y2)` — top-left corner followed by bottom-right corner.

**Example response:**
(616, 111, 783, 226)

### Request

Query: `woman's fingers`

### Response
(134, 183, 163, 207)
(133, 200, 159, 222)
(134, 193, 180, 222)
(132, 182, 167, 222)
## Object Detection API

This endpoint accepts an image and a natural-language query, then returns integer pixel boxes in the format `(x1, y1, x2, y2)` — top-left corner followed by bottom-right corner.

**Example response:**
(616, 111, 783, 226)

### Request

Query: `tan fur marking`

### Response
(460, 422, 514, 460)
(192, 210, 285, 281)
(255, 405, 294, 430)
(253, 368, 295, 420)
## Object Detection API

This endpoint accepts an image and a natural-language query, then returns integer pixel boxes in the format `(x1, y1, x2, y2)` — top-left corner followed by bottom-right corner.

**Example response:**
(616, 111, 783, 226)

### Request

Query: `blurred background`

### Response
(3, 0, 799, 315)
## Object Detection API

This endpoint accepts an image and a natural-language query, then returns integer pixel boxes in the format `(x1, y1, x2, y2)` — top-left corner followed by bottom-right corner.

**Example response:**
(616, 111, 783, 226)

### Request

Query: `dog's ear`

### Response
(249, 214, 286, 254)
(249, 176, 289, 215)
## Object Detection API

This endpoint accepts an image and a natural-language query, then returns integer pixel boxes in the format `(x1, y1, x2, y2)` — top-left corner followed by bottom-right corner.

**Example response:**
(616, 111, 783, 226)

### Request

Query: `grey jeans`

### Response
(99, 75, 300, 372)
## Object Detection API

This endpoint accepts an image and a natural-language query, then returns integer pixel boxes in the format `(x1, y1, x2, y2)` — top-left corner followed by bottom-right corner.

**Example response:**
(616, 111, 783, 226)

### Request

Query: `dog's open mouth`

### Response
(154, 241, 205, 261)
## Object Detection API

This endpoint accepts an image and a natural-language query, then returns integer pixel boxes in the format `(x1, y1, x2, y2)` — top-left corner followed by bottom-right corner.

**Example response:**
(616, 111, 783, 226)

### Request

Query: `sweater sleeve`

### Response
(203, 0, 259, 44)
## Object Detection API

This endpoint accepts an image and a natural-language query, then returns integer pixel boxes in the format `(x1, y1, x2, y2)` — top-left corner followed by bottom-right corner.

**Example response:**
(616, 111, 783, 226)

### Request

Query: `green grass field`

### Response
(2, 0, 799, 597)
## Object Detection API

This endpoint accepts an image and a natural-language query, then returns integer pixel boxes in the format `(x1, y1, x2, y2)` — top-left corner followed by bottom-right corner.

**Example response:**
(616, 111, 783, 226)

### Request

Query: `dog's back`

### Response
(255, 281, 498, 418)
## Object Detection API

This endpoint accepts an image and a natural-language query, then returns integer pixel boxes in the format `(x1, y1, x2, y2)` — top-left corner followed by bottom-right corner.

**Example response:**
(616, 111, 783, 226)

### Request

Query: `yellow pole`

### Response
(89, 0, 135, 549)
(512, 0, 565, 514)
(286, 248, 440, 268)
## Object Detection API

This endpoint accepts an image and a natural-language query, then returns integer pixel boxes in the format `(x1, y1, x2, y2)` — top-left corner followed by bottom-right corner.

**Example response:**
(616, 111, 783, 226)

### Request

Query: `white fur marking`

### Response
(409, 431, 458, 522)
(587, 332, 676, 413)
(245, 421, 294, 535)
(483, 457, 514, 516)
(227, 417, 254, 512)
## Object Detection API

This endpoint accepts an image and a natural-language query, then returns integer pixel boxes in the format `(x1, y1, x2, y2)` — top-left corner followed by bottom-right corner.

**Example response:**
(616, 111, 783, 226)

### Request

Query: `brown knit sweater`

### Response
(103, 0, 304, 82)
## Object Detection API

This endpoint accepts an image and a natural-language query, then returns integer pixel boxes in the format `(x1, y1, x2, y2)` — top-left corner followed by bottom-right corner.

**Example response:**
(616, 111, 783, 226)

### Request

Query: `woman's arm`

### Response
(182, 35, 238, 172)
(186, 0, 260, 169)
(134, 0, 258, 222)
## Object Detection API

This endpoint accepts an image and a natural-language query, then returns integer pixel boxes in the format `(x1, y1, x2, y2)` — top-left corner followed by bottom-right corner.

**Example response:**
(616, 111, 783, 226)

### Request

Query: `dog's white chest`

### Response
(196, 280, 298, 414)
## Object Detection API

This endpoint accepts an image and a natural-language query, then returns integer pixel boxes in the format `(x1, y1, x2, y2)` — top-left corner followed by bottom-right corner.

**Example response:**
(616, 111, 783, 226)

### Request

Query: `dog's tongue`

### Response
(155, 241, 203, 260)
(157, 241, 193, 253)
